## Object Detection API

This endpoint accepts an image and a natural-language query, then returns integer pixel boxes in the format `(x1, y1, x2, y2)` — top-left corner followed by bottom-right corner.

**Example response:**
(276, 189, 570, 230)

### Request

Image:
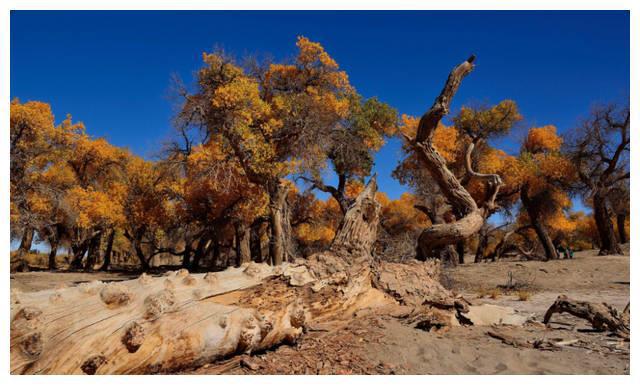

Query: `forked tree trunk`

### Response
(85, 232, 103, 272)
(10, 177, 455, 374)
(593, 192, 622, 255)
(407, 56, 502, 261)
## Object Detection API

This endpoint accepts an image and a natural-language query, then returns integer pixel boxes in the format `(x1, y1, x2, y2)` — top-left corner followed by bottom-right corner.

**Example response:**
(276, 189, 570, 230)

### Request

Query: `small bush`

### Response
(476, 287, 502, 299)
(516, 290, 532, 301)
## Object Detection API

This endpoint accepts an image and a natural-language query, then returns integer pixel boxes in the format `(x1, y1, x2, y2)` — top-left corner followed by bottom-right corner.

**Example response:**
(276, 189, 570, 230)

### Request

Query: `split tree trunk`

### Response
(408, 56, 502, 262)
(10, 177, 455, 374)
(85, 232, 103, 271)
(593, 192, 622, 255)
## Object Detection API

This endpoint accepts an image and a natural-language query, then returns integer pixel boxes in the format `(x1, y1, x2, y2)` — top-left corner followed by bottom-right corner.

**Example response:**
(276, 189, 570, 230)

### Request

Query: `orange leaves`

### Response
(399, 114, 461, 163)
(296, 36, 339, 70)
(523, 125, 563, 153)
(453, 100, 522, 139)
(65, 187, 125, 229)
(379, 192, 429, 235)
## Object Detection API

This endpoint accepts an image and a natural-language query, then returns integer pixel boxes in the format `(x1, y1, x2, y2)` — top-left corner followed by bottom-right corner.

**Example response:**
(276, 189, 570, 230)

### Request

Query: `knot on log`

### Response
(138, 273, 153, 285)
(243, 263, 263, 277)
(20, 332, 43, 359)
(15, 306, 42, 321)
(182, 274, 197, 286)
(49, 292, 63, 304)
(144, 289, 176, 320)
(163, 278, 175, 290)
(81, 354, 107, 375)
(78, 280, 104, 295)
(289, 300, 307, 329)
(122, 321, 145, 353)
(204, 272, 218, 285)
(176, 268, 189, 278)
(100, 283, 133, 307)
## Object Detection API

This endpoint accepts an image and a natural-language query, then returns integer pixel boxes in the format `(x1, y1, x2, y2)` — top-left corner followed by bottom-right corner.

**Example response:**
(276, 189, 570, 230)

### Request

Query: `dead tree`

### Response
(543, 295, 630, 339)
(403, 55, 503, 260)
(10, 177, 457, 374)
(568, 104, 629, 255)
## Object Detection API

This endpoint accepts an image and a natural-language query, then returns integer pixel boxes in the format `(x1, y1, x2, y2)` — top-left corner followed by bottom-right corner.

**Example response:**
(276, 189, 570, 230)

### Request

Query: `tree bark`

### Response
(593, 191, 622, 255)
(100, 229, 116, 271)
(250, 221, 264, 263)
(17, 228, 34, 257)
(407, 56, 501, 262)
(520, 186, 558, 261)
(84, 232, 103, 272)
(235, 222, 251, 267)
(456, 240, 465, 264)
(268, 180, 291, 265)
(474, 231, 489, 263)
(48, 237, 59, 271)
(617, 213, 627, 244)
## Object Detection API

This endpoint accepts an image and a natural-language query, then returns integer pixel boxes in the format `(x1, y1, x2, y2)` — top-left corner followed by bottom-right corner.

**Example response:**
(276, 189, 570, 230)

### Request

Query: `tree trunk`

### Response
(17, 228, 34, 256)
(235, 222, 251, 267)
(48, 238, 59, 271)
(456, 240, 465, 264)
(181, 242, 192, 268)
(268, 180, 291, 266)
(520, 186, 558, 261)
(617, 213, 627, 244)
(593, 191, 622, 255)
(70, 242, 88, 270)
(100, 229, 116, 271)
(250, 221, 263, 263)
(408, 56, 500, 261)
(133, 239, 150, 272)
(10, 176, 460, 374)
(84, 232, 103, 271)
(474, 232, 488, 263)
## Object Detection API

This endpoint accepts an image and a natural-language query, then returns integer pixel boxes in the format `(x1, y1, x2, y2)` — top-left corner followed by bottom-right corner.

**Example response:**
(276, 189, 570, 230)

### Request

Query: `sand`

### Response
(10, 245, 630, 374)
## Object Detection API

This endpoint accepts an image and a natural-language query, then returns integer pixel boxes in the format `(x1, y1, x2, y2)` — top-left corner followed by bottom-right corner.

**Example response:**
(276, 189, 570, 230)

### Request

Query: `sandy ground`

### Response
(10, 245, 630, 375)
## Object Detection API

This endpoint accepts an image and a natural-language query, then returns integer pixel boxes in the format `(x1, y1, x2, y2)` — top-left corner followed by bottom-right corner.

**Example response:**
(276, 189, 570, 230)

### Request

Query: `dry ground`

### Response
(10, 245, 630, 375)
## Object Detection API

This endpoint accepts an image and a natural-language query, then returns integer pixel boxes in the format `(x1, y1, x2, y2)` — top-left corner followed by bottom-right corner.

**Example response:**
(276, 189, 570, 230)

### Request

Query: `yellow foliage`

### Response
(524, 125, 563, 153)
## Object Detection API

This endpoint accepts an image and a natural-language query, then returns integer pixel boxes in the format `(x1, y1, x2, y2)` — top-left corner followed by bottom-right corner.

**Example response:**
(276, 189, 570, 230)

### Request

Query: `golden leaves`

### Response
(523, 125, 563, 153)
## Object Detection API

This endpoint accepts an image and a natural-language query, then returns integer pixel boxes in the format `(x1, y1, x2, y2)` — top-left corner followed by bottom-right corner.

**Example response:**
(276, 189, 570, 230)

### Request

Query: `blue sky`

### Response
(11, 11, 629, 208)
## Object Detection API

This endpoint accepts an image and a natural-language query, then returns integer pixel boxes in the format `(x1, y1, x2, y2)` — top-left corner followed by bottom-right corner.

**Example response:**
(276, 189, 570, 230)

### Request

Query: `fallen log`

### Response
(10, 177, 454, 374)
(543, 295, 630, 339)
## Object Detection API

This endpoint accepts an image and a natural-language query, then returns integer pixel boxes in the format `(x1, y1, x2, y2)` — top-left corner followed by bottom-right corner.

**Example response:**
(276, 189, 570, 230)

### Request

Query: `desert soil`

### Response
(10, 245, 630, 374)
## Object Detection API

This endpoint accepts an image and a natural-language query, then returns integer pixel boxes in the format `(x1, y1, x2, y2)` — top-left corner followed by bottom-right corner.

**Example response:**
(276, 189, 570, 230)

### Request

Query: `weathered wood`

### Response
(407, 56, 503, 261)
(543, 295, 630, 339)
(10, 176, 455, 374)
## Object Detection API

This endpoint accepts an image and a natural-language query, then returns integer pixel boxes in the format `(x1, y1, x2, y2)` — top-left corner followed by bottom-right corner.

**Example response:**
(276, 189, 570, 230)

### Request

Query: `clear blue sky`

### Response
(11, 11, 629, 206)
